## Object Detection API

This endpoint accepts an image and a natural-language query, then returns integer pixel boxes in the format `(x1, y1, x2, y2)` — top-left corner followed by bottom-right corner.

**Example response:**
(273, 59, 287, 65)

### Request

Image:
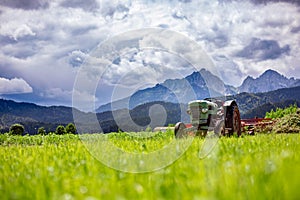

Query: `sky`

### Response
(0, 0, 299, 110)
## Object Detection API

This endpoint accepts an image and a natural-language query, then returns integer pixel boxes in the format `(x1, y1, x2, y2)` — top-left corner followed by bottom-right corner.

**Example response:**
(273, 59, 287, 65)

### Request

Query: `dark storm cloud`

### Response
(236, 38, 290, 60)
(6, 45, 37, 59)
(251, 0, 300, 5)
(60, 0, 100, 12)
(219, 0, 300, 5)
(0, 35, 17, 45)
(291, 26, 300, 33)
(178, 0, 192, 3)
(70, 25, 98, 36)
(0, 0, 49, 10)
(208, 25, 230, 48)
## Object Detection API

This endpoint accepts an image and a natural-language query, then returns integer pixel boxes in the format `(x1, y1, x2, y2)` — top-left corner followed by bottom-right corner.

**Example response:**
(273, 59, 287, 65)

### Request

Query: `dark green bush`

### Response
(9, 124, 24, 136)
(66, 123, 76, 134)
(38, 127, 46, 135)
(56, 125, 66, 135)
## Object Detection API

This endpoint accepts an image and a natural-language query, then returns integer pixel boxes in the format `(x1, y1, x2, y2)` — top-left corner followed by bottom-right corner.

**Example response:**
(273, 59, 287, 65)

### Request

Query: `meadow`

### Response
(1, 132, 300, 200)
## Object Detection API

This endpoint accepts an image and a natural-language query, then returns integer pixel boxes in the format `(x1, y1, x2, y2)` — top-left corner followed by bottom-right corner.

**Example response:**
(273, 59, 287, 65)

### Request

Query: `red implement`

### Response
(241, 118, 274, 135)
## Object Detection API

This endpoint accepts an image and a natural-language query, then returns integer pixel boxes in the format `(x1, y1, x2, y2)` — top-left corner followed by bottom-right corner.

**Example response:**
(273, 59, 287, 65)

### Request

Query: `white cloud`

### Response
(0, 77, 33, 94)
(72, 88, 99, 111)
(2, 24, 37, 41)
(43, 87, 72, 99)
(213, 55, 244, 86)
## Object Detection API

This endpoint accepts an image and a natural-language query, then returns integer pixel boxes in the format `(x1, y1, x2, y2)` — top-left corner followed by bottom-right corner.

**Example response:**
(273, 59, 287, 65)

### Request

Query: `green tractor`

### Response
(175, 98, 241, 137)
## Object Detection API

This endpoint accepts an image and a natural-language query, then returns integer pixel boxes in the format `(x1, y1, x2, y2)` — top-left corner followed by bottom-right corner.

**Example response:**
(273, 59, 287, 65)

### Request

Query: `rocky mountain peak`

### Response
(238, 69, 299, 93)
(244, 76, 255, 81)
(260, 69, 283, 79)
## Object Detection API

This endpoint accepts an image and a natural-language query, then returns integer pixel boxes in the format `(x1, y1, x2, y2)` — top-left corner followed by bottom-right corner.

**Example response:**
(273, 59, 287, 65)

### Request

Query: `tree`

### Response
(66, 123, 76, 134)
(56, 125, 66, 135)
(265, 104, 298, 119)
(38, 127, 46, 135)
(9, 124, 24, 135)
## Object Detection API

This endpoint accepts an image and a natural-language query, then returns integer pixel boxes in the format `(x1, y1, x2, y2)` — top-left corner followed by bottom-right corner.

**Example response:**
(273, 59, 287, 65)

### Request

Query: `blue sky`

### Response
(0, 0, 299, 110)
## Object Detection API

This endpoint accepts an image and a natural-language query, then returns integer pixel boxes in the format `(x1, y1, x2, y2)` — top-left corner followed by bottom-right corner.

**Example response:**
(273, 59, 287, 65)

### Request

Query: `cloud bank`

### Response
(0, 77, 33, 94)
(0, 0, 299, 108)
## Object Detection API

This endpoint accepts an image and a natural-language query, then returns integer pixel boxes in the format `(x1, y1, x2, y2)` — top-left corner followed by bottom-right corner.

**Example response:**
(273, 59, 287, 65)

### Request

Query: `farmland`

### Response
(1, 132, 300, 200)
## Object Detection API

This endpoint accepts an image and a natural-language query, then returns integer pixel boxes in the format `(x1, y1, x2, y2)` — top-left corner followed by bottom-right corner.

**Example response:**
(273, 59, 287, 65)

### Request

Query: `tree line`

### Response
(8, 123, 77, 136)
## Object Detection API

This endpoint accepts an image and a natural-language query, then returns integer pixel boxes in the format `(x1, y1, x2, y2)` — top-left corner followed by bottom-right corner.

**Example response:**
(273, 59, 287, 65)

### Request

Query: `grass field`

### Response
(1, 132, 300, 200)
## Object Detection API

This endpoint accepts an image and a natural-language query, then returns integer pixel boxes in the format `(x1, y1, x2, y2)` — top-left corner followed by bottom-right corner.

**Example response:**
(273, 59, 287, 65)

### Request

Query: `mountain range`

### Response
(97, 69, 300, 112)
(96, 69, 234, 113)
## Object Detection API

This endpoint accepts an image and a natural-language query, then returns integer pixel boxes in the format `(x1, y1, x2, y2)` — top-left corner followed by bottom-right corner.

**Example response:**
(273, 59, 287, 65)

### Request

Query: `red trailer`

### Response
(241, 118, 274, 135)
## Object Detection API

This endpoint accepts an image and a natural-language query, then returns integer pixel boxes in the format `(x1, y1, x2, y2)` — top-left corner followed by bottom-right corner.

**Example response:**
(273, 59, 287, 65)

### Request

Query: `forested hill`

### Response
(235, 86, 300, 118)
(0, 99, 76, 133)
(0, 99, 75, 123)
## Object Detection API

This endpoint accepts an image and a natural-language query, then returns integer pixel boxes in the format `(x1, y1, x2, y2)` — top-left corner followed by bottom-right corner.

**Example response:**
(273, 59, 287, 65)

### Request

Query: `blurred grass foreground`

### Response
(0, 132, 300, 200)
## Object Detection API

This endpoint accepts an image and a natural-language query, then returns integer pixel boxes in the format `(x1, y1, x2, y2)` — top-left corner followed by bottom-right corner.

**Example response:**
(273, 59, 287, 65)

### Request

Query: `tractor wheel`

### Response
(174, 122, 186, 138)
(214, 119, 225, 136)
(225, 105, 242, 136)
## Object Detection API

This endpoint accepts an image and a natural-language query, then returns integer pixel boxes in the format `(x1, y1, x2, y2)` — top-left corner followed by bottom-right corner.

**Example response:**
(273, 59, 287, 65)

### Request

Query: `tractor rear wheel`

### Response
(225, 105, 242, 136)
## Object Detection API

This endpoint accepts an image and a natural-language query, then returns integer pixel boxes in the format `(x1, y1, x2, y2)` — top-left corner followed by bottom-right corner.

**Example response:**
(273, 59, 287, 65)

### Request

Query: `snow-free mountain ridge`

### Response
(238, 69, 300, 93)
(97, 68, 300, 113)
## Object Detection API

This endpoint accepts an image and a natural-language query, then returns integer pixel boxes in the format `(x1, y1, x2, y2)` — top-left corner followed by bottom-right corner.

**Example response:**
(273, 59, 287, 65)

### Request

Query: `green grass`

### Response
(1, 133, 300, 200)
